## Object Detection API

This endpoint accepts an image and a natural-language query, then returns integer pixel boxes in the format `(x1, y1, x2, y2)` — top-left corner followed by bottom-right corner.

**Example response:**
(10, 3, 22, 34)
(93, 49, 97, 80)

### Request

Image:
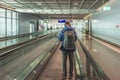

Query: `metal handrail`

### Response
(0, 31, 38, 41)
(24, 42, 60, 80)
(0, 32, 56, 58)
(74, 49, 86, 80)
(0, 30, 58, 57)
(0, 29, 60, 41)
(79, 40, 110, 80)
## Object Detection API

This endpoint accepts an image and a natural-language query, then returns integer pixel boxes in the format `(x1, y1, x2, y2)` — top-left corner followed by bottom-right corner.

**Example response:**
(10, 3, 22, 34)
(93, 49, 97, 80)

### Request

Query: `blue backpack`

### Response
(63, 30, 75, 50)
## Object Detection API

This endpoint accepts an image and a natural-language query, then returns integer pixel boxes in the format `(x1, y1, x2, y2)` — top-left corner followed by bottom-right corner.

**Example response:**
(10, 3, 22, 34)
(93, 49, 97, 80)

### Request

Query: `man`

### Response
(58, 21, 77, 80)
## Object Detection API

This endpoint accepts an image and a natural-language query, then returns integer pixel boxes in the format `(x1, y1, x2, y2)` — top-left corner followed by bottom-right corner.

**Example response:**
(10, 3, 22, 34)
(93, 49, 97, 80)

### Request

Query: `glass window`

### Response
(16, 19, 18, 35)
(7, 10, 11, 18)
(12, 12, 16, 19)
(0, 8, 19, 37)
(7, 10, 12, 36)
(0, 18, 5, 37)
(16, 12, 18, 35)
(0, 8, 5, 17)
(16, 12, 18, 20)
(7, 18, 12, 36)
(12, 19, 16, 35)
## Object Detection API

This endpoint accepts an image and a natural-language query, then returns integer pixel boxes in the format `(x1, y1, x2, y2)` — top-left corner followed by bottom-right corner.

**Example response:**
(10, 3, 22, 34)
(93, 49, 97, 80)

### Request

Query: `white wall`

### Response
(18, 13, 40, 34)
(91, 0, 120, 46)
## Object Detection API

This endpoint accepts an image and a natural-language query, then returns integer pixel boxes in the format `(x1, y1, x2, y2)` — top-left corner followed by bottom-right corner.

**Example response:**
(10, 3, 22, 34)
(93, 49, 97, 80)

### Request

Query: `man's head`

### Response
(65, 21, 71, 27)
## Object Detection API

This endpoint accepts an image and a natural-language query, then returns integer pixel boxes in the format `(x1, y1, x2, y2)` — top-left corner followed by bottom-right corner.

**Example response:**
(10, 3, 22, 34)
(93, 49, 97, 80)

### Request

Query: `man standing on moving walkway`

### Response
(58, 21, 77, 80)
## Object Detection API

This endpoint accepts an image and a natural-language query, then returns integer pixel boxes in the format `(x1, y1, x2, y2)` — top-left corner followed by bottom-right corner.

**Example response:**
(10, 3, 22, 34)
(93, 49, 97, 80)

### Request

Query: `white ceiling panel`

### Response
(44, 10, 52, 12)
(62, 10, 69, 12)
(0, 1, 4, 3)
(0, 0, 110, 19)
(53, 10, 61, 12)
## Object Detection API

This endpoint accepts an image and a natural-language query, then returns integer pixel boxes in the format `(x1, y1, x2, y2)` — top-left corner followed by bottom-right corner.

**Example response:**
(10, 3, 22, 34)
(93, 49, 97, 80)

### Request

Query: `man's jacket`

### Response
(58, 26, 77, 52)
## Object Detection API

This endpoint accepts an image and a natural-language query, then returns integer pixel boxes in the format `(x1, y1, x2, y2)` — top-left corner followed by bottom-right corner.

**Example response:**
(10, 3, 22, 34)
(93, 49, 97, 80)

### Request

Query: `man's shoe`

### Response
(61, 73, 66, 80)
(69, 74, 73, 79)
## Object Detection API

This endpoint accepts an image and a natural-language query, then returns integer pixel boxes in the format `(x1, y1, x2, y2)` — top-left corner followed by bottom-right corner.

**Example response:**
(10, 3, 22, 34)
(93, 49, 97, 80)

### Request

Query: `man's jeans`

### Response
(62, 51, 74, 75)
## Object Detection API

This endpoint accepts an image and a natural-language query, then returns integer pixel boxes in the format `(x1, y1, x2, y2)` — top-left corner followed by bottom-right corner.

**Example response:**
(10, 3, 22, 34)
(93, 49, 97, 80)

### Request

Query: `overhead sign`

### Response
(103, 6, 111, 11)
(58, 19, 66, 23)
(44, 19, 49, 23)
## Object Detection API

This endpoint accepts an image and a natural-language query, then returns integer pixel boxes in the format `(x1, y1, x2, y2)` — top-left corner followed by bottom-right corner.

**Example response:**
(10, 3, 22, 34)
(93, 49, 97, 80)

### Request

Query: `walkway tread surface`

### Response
(37, 46, 75, 80)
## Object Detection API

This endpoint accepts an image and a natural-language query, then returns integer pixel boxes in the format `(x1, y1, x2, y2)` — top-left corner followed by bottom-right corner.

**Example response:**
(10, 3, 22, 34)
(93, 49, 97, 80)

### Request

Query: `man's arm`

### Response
(58, 30, 64, 41)
(74, 31, 77, 41)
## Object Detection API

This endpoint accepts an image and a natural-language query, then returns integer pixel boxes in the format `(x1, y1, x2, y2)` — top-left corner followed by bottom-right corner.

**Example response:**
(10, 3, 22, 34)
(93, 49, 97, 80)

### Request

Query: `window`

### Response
(0, 8, 5, 17)
(0, 8, 6, 37)
(30, 23, 35, 33)
(0, 8, 18, 37)
(13, 19, 16, 35)
(16, 18, 18, 35)
(12, 12, 17, 35)
(7, 18, 12, 36)
(12, 12, 16, 19)
(7, 10, 11, 18)
(0, 18, 5, 37)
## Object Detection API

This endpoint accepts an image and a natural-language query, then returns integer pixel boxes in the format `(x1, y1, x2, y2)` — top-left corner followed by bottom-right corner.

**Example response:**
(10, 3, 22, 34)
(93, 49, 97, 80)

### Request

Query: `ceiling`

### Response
(0, 0, 109, 19)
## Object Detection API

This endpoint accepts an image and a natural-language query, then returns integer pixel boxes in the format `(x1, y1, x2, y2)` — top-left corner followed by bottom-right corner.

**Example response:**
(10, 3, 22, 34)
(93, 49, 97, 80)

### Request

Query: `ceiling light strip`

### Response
(69, 0, 71, 14)
(88, 0, 99, 9)
(84, 13, 92, 19)
(78, 0, 84, 14)
(56, 0, 63, 14)
(0, 3, 15, 11)
(79, 0, 84, 9)
(41, 0, 54, 13)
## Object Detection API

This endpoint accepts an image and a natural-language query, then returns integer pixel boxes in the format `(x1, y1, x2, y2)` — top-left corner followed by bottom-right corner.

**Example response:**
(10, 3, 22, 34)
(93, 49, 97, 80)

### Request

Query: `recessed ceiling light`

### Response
(26, 10, 34, 12)
(16, 4, 23, 7)
(36, 2, 42, 5)
(2, 0, 17, 3)
(73, 3, 78, 5)
(0, 1, 4, 3)
(93, 49, 97, 52)
(103, 6, 111, 11)
(44, 10, 51, 12)
(43, 7, 47, 9)
(73, 6, 77, 9)
(34, 9, 42, 12)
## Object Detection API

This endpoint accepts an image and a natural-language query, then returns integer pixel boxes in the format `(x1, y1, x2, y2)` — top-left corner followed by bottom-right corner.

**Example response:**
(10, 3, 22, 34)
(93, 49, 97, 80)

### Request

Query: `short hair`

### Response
(65, 21, 71, 27)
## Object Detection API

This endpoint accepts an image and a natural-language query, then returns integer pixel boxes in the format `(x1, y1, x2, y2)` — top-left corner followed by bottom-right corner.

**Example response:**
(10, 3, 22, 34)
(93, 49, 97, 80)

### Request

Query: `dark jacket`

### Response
(58, 26, 77, 52)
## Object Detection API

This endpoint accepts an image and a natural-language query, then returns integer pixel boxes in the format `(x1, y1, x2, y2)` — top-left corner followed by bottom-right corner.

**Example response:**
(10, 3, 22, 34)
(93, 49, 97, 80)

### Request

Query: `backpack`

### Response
(63, 30, 75, 50)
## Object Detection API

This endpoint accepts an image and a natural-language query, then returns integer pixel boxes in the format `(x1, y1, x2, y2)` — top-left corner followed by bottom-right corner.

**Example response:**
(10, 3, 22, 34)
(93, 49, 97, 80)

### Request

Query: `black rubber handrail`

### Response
(78, 40, 110, 80)
(74, 49, 86, 80)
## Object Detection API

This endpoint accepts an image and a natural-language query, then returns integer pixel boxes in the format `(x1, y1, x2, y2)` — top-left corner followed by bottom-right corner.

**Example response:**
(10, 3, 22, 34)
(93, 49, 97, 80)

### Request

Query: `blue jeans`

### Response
(62, 51, 74, 75)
